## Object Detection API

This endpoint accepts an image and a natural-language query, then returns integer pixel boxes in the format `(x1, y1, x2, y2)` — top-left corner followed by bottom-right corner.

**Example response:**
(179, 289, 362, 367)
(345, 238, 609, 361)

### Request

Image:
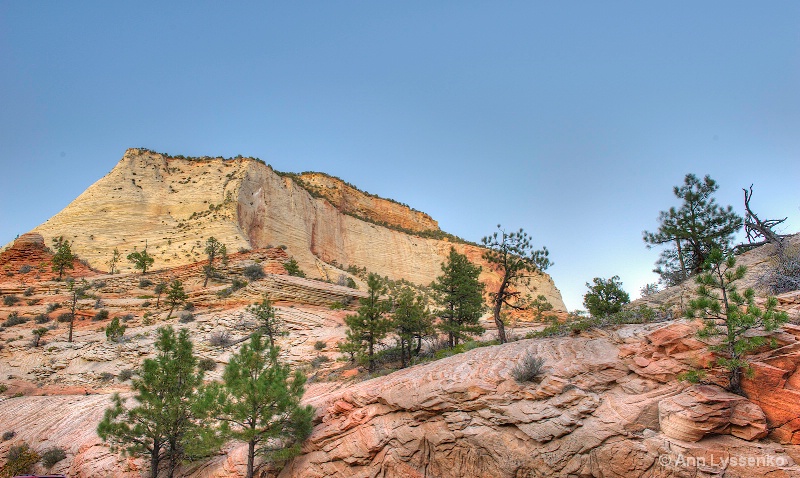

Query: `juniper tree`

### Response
(247, 297, 285, 348)
(212, 334, 313, 478)
(51, 236, 75, 280)
(686, 249, 788, 394)
(128, 244, 155, 275)
(643, 174, 742, 286)
(344, 273, 392, 372)
(482, 226, 552, 343)
(203, 237, 227, 287)
(583, 276, 630, 318)
(431, 248, 485, 348)
(97, 326, 219, 478)
(391, 286, 432, 367)
(165, 280, 188, 318)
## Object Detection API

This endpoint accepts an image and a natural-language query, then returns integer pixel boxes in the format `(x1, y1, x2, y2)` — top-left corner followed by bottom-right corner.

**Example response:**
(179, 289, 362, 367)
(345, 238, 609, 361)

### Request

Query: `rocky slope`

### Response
(25, 148, 565, 311)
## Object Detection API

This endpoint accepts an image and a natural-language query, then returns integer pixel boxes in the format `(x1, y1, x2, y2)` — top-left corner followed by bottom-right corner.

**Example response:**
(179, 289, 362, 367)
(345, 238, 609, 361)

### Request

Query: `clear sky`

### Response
(1, 2, 799, 310)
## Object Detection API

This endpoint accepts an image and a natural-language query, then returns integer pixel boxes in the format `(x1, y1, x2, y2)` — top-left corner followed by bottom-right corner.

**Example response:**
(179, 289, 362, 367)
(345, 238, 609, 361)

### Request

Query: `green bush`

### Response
(139, 278, 153, 288)
(1, 430, 14, 441)
(242, 264, 265, 281)
(23, 287, 35, 297)
(57, 313, 72, 323)
(40, 446, 67, 468)
(3, 295, 20, 306)
(198, 357, 217, 371)
(93, 309, 110, 322)
(105, 316, 126, 342)
(118, 369, 134, 382)
(2, 313, 27, 327)
(314, 340, 326, 351)
(178, 311, 194, 323)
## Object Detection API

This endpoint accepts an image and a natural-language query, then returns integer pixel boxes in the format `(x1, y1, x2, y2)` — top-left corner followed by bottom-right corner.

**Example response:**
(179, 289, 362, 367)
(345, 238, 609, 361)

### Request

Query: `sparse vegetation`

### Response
(118, 369, 134, 382)
(106, 316, 126, 342)
(2, 313, 26, 327)
(209, 331, 232, 347)
(40, 446, 67, 468)
(32, 327, 48, 347)
(511, 353, 545, 382)
(93, 309, 110, 322)
(0, 441, 40, 477)
(283, 258, 305, 277)
(1, 430, 15, 441)
(3, 295, 19, 306)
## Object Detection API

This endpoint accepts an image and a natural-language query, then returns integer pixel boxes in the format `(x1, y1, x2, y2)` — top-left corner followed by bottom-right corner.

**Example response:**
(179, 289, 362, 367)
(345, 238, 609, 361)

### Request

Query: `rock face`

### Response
(659, 385, 769, 442)
(25, 148, 565, 310)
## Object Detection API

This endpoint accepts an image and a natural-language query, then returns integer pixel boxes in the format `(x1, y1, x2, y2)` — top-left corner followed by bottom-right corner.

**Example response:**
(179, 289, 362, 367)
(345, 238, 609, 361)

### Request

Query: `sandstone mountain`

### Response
(25, 148, 565, 311)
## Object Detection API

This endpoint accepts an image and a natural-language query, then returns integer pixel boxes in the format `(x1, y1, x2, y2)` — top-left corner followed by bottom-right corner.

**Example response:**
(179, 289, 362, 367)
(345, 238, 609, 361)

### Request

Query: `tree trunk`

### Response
(368, 337, 375, 373)
(149, 445, 160, 478)
(493, 300, 507, 344)
(247, 439, 256, 478)
(68, 318, 74, 343)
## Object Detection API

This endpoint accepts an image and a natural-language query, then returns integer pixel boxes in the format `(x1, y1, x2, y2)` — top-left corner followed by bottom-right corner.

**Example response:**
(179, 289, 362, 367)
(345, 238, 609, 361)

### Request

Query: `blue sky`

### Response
(1, 2, 799, 310)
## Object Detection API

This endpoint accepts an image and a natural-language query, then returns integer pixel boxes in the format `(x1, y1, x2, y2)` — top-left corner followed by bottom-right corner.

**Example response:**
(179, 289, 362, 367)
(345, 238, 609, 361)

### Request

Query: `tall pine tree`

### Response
(213, 334, 312, 478)
(391, 286, 432, 367)
(431, 248, 485, 348)
(643, 174, 742, 285)
(344, 273, 392, 372)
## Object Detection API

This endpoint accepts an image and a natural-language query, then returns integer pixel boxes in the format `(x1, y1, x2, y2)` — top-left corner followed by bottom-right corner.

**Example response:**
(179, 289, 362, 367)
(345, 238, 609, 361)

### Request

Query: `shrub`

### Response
(2, 442, 40, 476)
(22, 287, 35, 297)
(26, 299, 40, 306)
(209, 331, 232, 347)
(121, 314, 134, 323)
(183, 302, 195, 311)
(139, 278, 154, 288)
(118, 369, 134, 381)
(40, 446, 67, 468)
(198, 357, 217, 371)
(46, 302, 59, 313)
(0, 384, 7, 393)
(3, 313, 27, 327)
(18, 265, 33, 274)
(314, 340, 326, 351)
(311, 355, 331, 368)
(243, 264, 265, 281)
(1, 430, 14, 441)
(583, 276, 630, 317)
(329, 301, 344, 310)
(3, 295, 20, 306)
(141, 301, 152, 308)
(178, 311, 194, 323)
(93, 309, 110, 322)
(99, 372, 114, 382)
(511, 353, 545, 382)
(759, 246, 800, 294)
(57, 313, 73, 323)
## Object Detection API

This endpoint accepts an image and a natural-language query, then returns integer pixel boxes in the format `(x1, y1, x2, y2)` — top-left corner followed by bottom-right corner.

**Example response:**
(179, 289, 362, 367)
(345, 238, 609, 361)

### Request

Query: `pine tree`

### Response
(203, 237, 227, 287)
(128, 245, 155, 275)
(247, 297, 285, 348)
(391, 286, 432, 367)
(431, 248, 485, 348)
(530, 294, 555, 322)
(481, 226, 552, 343)
(643, 174, 742, 286)
(686, 249, 788, 394)
(97, 326, 219, 478)
(66, 279, 88, 343)
(583, 276, 630, 317)
(343, 273, 392, 372)
(213, 334, 313, 478)
(165, 280, 188, 318)
(51, 236, 75, 280)
(154, 281, 167, 308)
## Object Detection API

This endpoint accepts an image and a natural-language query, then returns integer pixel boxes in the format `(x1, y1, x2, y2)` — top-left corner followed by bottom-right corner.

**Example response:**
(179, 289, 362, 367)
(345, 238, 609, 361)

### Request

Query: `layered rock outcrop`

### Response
(24, 148, 565, 310)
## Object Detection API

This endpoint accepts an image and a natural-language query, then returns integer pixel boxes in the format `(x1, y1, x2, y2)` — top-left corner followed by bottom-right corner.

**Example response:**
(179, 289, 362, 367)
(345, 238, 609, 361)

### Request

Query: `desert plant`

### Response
(0, 442, 40, 476)
(139, 278, 154, 288)
(40, 446, 67, 468)
(22, 287, 35, 297)
(93, 309, 110, 322)
(242, 264, 265, 281)
(18, 265, 33, 274)
(46, 302, 59, 313)
(209, 331, 232, 347)
(178, 311, 195, 323)
(128, 246, 155, 275)
(283, 258, 305, 277)
(583, 276, 630, 317)
(118, 369, 134, 382)
(313, 341, 326, 351)
(198, 357, 217, 371)
(511, 353, 545, 382)
(1, 430, 14, 441)
(51, 236, 76, 280)
(3, 295, 19, 306)
(165, 280, 188, 318)
(2, 313, 26, 327)
(32, 327, 48, 347)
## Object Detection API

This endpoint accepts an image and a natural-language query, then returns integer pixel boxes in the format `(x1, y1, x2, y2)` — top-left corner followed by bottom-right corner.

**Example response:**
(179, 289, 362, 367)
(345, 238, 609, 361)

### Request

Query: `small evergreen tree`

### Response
(213, 334, 313, 478)
(283, 258, 305, 278)
(431, 248, 485, 348)
(203, 237, 227, 287)
(530, 294, 554, 322)
(165, 280, 188, 318)
(51, 236, 75, 280)
(128, 245, 155, 275)
(686, 249, 788, 394)
(108, 247, 122, 274)
(391, 286, 432, 367)
(106, 316, 126, 342)
(32, 327, 48, 347)
(583, 276, 630, 317)
(154, 281, 167, 308)
(66, 279, 89, 343)
(97, 326, 218, 478)
(482, 226, 552, 343)
(247, 296, 285, 348)
(643, 174, 742, 285)
(343, 273, 392, 372)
